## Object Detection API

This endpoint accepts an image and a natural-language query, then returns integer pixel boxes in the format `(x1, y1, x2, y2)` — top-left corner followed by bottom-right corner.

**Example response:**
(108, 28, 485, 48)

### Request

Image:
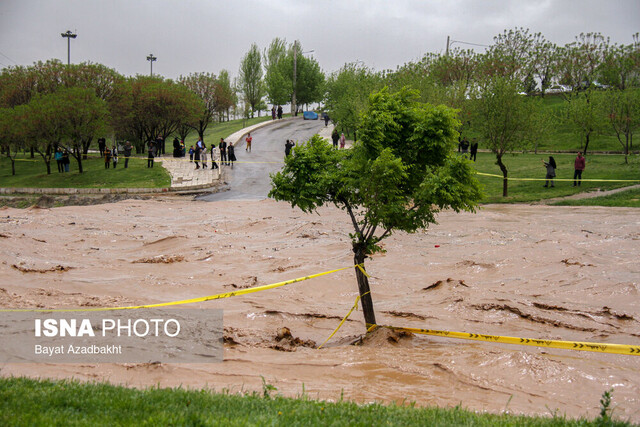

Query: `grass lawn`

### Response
(552, 187, 640, 207)
(463, 94, 631, 153)
(0, 377, 627, 426)
(472, 152, 640, 204)
(0, 115, 279, 190)
(0, 155, 170, 188)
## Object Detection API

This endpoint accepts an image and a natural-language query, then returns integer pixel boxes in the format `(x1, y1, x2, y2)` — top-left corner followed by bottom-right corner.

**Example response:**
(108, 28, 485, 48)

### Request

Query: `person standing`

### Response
(62, 150, 70, 172)
(173, 137, 181, 157)
(98, 137, 106, 158)
(228, 142, 237, 168)
(271, 106, 276, 121)
(219, 138, 228, 165)
(201, 141, 208, 169)
(542, 156, 557, 188)
(194, 140, 201, 169)
(331, 128, 339, 149)
(323, 113, 330, 126)
(189, 146, 195, 162)
(470, 139, 478, 162)
(573, 152, 586, 187)
(210, 144, 219, 169)
(339, 133, 346, 149)
(55, 148, 64, 173)
(285, 139, 295, 157)
(104, 146, 112, 169)
(277, 105, 283, 120)
(245, 133, 252, 152)
(123, 141, 132, 168)
(147, 140, 155, 168)
(112, 145, 119, 168)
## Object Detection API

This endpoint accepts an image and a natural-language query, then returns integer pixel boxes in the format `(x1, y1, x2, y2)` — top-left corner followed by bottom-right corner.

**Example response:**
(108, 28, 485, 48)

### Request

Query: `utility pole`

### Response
(292, 41, 297, 117)
(146, 54, 157, 76)
(61, 30, 77, 65)
(446, 35, 450, 56)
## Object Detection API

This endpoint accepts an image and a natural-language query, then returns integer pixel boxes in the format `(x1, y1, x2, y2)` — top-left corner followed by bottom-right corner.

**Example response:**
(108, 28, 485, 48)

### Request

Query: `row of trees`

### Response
(0, 61, 237, 175)
(238, 38, 325, 117)
(324, 29, 640, 195)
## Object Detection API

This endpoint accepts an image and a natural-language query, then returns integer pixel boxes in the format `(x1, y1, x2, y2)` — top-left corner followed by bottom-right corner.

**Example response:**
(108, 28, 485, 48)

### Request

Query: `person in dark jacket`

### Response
(573, 152, 586, 186)
(123, 141, 132, 168)
(470, 139, 478, 162)
(227, 142, 237, 168)
(543, 156, 557, 188)
(331, 128, 339, 149)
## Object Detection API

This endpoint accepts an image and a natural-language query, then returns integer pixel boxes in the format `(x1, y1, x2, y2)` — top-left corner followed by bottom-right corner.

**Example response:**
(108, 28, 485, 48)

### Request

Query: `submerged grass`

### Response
(0, 377, 632, 426)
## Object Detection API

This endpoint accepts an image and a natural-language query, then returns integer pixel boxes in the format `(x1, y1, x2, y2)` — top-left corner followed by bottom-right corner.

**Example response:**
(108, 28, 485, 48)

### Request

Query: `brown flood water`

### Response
(1, 199, 639, 421)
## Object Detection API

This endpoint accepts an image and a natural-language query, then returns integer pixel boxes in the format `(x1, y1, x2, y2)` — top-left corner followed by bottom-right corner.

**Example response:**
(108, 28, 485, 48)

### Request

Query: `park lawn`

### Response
(0, 377, 625, 426)
(0, 155, 170, 188)
(464, 94, 627, 153)
(472, 152, 640, 203)
(552, 187, 640, 207)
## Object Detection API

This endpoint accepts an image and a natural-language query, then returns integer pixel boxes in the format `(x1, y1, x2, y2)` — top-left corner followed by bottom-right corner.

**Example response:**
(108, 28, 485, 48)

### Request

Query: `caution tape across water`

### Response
(0, 265, 357, 313)
(319, 295, 640, 356)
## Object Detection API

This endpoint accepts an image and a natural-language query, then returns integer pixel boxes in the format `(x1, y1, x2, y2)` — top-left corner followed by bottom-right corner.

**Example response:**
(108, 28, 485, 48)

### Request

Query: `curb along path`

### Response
(159, 118, 297, 191)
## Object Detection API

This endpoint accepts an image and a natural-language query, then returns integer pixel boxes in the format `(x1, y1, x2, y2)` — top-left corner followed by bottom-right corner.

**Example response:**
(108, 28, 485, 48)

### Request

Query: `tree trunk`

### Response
(496, 155, 508, 197)
(353, 249, 376, 328)
(583, 132, 591, 156)
(30, 147, 34, 158)
(11, 159, 15, 176)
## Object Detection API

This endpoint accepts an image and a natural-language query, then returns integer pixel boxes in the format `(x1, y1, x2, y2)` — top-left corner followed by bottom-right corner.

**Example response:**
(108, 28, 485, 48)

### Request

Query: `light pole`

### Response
(146, 54, 157, 76)
(292, 41, 314, 117)
(61, 30, 77, 65)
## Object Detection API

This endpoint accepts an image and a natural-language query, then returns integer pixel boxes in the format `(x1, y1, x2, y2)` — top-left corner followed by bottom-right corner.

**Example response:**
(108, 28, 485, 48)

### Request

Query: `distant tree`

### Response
(53, 87, 110, 173)
(215, 69, 237, 121)
(270, 88, 482, 328)
(598, 35, 640, 90)
(324, 63, 383, 138)
(561, 88, 607, 155)
(264, 37, 291, 106)
(239, 43, 265, 118)
(602, 88, 640, 163)
(470, 77, 543, 196)
(14, 94, 65, 174)
(0, 107, 23, 175)
(480, 27, 536, 91)
(178, 72, 220, 143)
(557, 32, 609, 91)
(109, 76, 203, 154)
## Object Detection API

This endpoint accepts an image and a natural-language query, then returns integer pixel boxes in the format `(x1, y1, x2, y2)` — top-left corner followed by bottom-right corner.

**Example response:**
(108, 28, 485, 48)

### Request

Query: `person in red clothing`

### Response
(245, 133, 252, 152)
(574, 152, 586, 187)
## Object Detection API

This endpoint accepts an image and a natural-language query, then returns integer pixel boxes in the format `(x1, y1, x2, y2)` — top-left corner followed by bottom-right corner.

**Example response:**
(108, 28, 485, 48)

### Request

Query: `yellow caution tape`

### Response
(0, 265, 358, 313)
(375, 325, 640, 356)
(318, 292, 369, 349)
(476, 172, 640, 182)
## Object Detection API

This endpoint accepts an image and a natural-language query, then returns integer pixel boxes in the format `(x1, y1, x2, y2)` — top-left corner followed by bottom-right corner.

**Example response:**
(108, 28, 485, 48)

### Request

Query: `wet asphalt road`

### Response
(197, 118, 325, 201)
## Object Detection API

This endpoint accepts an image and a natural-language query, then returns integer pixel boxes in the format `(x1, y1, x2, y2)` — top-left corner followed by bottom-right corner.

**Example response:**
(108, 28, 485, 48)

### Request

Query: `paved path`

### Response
(197, 118, 329, 201)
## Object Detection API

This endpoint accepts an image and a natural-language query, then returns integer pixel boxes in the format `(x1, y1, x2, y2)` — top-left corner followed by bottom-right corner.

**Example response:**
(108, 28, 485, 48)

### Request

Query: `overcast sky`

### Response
(1, 0, 638, 80)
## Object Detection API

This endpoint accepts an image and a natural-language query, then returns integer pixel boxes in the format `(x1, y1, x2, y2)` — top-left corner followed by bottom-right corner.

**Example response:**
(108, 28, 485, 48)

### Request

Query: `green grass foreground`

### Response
(472, 152, 640, 204)
(0, 377, 629, 426)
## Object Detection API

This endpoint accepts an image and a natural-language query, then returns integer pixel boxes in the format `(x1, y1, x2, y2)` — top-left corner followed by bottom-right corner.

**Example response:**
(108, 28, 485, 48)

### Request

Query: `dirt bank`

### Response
(0, 199, 638, 421)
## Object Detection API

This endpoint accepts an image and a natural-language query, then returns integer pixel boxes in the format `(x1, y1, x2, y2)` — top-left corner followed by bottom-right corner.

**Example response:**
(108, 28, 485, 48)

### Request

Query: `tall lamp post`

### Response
(147, 54, 157, 76)
(291, 41, 314, 117)
(61, 30, 77, 65)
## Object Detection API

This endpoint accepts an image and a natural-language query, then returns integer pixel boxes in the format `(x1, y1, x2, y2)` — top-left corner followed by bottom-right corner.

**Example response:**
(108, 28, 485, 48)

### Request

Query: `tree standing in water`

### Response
(270, 87, 482, 328)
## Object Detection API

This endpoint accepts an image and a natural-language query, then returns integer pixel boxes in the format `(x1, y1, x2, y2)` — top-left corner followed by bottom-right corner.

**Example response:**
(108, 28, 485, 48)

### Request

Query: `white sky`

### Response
(0, 0, 638, 80)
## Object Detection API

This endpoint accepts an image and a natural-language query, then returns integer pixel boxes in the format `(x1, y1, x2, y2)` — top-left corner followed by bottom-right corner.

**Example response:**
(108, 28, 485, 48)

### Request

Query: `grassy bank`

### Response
(0, 155, 170, 188)
(0, 377, 628, 426)
(472, 152, 640, 204)
(552, 187, 640, 207)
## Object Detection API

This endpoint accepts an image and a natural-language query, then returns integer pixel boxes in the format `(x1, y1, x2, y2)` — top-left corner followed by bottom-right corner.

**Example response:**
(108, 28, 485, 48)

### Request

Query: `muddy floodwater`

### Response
(1, 199, 639, 421)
